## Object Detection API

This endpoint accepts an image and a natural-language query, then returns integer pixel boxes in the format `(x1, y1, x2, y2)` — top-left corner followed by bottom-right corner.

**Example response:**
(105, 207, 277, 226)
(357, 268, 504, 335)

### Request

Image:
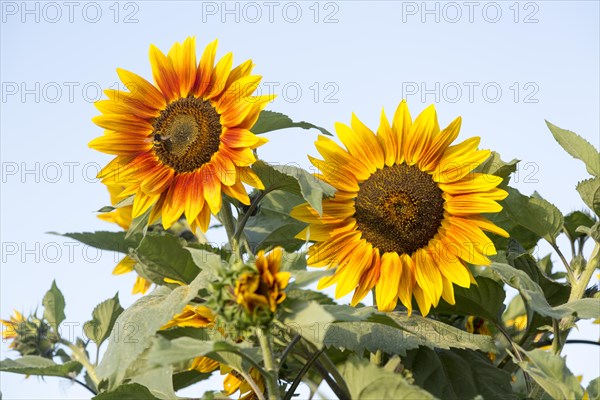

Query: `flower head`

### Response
(90, 37, 272, 232)
(235, 248, 291, 314)
(1, 311, 56, 357)
(292, 101, 508, 316)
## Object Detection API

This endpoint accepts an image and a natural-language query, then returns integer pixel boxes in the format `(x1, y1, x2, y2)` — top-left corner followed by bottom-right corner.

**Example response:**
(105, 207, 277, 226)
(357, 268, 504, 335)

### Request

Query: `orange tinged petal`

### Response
(149, 44, 179, 102)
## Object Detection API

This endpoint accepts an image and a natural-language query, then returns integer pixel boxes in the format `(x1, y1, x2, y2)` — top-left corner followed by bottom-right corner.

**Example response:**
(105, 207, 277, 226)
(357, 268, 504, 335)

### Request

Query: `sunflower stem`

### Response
(219, 199, 240, 261)
(61, 339, 100, 388)
(258, 327, 280, 400)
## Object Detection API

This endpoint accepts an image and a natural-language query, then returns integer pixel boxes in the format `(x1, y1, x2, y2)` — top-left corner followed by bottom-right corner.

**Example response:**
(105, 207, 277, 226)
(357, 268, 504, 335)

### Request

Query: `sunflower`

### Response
(1, 310, 26, 347)
(291, 101, 508, 316)
(97, 185, 152, 294)
(90, 37, 271, 232)
(161, 305, 265, 399)
(235, 248, 291, 314)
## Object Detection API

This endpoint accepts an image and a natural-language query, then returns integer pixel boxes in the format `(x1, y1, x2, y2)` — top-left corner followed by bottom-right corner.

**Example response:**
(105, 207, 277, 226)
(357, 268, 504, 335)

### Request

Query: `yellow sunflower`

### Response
(161, 305, 265, 398)
(291, 101, 508, 316)
(235, 248, 291, 314)
(90, 37, 271, 232)
(98, 184, 152, 294)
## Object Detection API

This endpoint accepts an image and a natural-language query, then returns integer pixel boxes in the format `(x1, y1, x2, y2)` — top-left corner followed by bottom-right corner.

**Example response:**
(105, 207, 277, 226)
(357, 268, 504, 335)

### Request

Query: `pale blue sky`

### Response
(1, 1, 599, 398)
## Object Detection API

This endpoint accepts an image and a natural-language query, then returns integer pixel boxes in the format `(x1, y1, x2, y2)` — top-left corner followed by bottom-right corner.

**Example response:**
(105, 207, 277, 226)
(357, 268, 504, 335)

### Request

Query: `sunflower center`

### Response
(152, 97, 222, 173)
(354, 164, 445, 255)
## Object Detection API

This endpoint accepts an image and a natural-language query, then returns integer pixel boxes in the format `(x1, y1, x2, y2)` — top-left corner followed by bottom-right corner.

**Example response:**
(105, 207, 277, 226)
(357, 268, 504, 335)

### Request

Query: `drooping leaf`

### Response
(92, 383, 159, 400)
(84, 293, 124, 347)
(131, 234, 201, 285)
(577, 178, 600, 217)
(0, 356, 82, 377)
(501, 187, 564, 244)
(402, 347, 515, 400)
(338, 356, 435, 399)
(280, 300, 337, 348)
(96, 271, 212, 390)
(42, 280, 66, 333)
(546, 121, 600, 177)
(252, 110, 332, 136)
(53, 231, 140, 254)
(432, 276, 506, 323)
(511, 347, 585, 400)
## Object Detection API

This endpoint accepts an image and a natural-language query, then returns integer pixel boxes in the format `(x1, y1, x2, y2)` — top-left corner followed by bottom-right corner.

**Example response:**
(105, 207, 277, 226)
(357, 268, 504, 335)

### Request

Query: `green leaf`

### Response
(502, 187, 564, 244)
(54, 231, 140, 254)
(131, 234, 201, 285)
(42, 280, 66, 333)
(320, 310, 496, 357)
(547, 121, 600, 177)
(577, 178, 600, 217)
(474, 151, 519, 186)
(84, 293, 124, 347)
(432, 276, 506, 323)
(252, 160, 335, 215)
(491, 262, 600, 320)
(172, 369, 212, 391)
(92, 383, 159, 400)
(126, 208, 151, 239)
(511, 347, 584, 400)
(0, 356, 82, 377)
(285, 288, 336, 305)
(287, 269, 333, 290)
(244, 190, 307, 252)
(484, 210, 541, 251)
(587, 377, 600, 400)
(506, 240, 570, 306)
(130, 365, 178, 400)
(402, 347, 515, 400)
(338, 356, 435, 399)
(96, 271, 212, 390)
(564, 211, 596, 241)
(280, 300, 336, 348)
(148, 337, 263, 376)
(252, 110, 332, 136)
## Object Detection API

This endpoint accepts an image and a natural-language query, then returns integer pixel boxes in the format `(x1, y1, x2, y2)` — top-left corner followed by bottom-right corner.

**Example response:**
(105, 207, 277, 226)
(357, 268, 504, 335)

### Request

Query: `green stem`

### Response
(283, 348, 324, 400)
(551, 243, 575, 284)
(551, 319, 561, 354)
(558, 241, 599, 338)
(61, 340, 100, 387)
(219, 199, 240, 260)
(234, 190, 269, 245)
(258, 327, 280, 400)
(238, 369, 266, 400)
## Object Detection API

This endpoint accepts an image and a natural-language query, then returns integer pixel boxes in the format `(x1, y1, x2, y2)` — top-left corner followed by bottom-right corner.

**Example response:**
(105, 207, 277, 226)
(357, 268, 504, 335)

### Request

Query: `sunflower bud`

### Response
(1, 311, 58, 358)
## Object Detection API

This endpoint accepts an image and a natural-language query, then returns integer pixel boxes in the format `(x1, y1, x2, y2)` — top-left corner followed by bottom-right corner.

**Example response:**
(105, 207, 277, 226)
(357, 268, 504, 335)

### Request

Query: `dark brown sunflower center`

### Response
(354, 163, 445, 255)
(152, 97, 222, 173)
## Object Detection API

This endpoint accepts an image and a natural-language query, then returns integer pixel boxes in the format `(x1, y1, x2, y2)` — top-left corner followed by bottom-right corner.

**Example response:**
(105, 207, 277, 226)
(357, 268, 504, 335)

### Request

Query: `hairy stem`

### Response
(61, 340, 100, 387)
(258, 327, 280, 400)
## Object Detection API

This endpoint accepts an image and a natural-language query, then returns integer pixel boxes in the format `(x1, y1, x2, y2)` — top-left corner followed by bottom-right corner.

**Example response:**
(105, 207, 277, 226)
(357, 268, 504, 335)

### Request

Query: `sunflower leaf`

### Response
(490, 262, 600, 320)
(0, 356, 82, 377)
(474, 152, 519, 186)
(83, 293, 124, 347)
(131, 234, 203, 285)
(501, 187, 564, 245)
(337, 356, 435, 399)
(576, 177, 600, 217)
(564, 211, 596, 241)
(587, 377, 600, 400)
(52, 231, 140, 254)
(92, 383, 159, 400)
(432, 276, 506, 323)
(96, 271, 212, 390)
(546, 121, 600, 177)
(252, 110, 332, 136)
(509, 347, 584, 400)
(402, 347, 515, 400)
(244, 190, 307, 252)
(42, 280, 66, 334)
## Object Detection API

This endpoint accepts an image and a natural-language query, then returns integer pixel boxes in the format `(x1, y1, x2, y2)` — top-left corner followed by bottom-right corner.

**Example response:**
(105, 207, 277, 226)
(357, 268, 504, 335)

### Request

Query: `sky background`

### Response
(1, 0, 599, 398)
